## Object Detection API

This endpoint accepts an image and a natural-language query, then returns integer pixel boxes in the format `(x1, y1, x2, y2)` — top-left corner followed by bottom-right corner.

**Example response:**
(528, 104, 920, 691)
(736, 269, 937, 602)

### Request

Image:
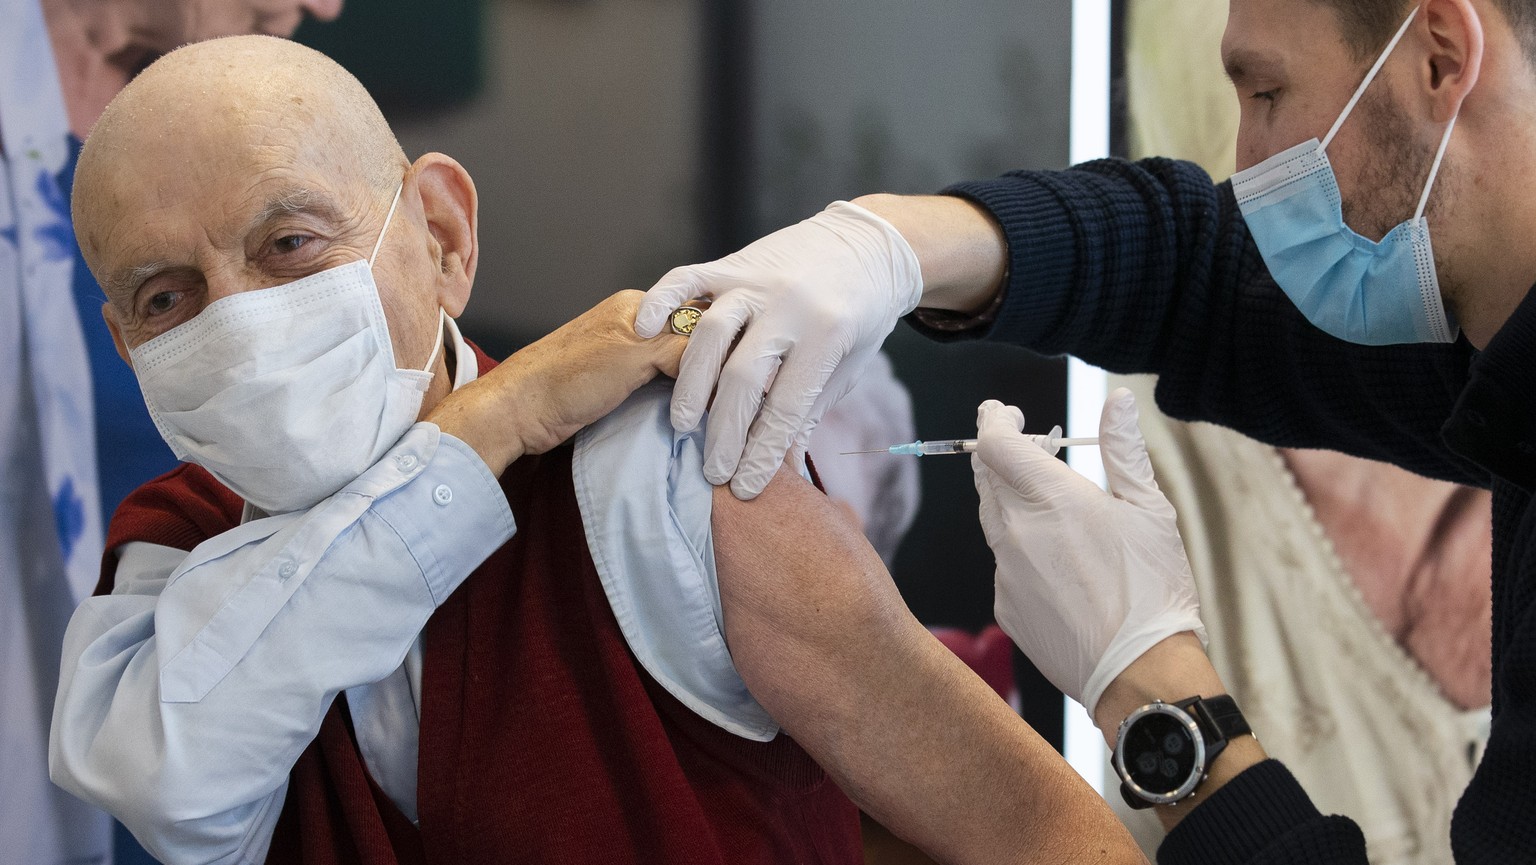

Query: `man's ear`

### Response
(102, 303, 131, 367)
(1418, 0, 1484, 122)
(409, 152, 478, 317)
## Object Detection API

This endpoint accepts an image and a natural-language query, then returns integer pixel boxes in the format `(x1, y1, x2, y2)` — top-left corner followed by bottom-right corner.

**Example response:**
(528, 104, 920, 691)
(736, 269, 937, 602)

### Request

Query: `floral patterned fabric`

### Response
(0, 1, 111, 862)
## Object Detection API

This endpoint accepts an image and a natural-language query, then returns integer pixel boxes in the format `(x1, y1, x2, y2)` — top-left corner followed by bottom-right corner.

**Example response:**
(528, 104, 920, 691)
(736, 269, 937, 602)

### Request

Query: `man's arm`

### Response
(923, 159, 1479, 485)
(641, 159, 1481, 497)
(50, 429, 514, 863)
(711, 466, 1147, 865)
(971, 389, 1370, 864)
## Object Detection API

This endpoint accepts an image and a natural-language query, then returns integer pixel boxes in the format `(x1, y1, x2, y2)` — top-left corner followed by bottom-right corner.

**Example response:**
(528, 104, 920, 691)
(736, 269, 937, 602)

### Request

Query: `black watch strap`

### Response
(1177, 694, 1251, 743)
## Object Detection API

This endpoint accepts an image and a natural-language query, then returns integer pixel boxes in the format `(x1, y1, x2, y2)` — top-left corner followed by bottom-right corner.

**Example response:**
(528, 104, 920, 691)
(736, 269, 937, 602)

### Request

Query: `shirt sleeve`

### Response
(49, 423, 515, 865)
(571, 381, 779, 741)
(921, 157, 1486, 487)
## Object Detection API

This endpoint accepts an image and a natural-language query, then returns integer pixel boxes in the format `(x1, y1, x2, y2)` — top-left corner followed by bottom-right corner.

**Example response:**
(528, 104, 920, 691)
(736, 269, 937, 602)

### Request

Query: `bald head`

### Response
(77, 33, 479, 394)
(74, 35, 408, 283)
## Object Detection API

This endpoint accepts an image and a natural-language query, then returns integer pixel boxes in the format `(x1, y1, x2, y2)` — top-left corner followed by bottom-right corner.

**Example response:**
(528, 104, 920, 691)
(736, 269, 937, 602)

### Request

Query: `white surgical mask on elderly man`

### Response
(1231, 6, 1459, 346)
(130, 183, 448, 514)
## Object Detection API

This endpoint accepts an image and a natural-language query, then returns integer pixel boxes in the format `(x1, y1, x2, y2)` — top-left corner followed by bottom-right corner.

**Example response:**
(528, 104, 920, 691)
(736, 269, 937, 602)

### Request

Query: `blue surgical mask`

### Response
(1231, 7, 1459, 345)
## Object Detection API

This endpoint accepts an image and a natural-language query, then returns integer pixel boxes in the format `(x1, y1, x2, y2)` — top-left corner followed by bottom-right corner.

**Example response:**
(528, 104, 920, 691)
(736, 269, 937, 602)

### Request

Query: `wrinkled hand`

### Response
(430, 290, 688, 475)
(635, 201, 923, 499)
(972, 388, 1206, 716)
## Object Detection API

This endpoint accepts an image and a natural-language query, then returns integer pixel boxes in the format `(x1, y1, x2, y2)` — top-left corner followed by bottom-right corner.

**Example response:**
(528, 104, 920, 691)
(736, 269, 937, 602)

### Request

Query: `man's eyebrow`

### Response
(103, 260, 178, 304)
(1222, 48, 1285, 84)
(242, 186, 346, 235)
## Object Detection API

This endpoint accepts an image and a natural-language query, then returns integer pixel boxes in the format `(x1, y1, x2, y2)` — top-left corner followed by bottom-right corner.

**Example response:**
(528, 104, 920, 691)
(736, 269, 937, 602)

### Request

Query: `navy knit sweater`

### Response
(926, 158, 1535, 863)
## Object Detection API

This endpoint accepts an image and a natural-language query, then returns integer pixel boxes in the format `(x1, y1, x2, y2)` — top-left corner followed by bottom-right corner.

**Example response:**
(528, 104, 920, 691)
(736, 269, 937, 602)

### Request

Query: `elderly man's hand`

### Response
(430, 290, 688, 476)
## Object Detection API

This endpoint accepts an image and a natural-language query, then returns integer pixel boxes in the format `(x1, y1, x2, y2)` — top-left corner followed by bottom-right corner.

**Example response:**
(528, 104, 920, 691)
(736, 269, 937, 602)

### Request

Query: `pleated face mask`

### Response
(130, 183, 446, 514)
(1231, 6, 1459, 346)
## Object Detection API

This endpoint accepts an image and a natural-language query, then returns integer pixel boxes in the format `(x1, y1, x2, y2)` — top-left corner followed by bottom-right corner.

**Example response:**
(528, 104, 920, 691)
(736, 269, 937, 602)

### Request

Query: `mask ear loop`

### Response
(368, 182, 406, 267)
(421, 308, 447, 374)
(1321, 7, 1420, 152)
(366, 181, 441, 375)
(1414, 115, 1458, 224)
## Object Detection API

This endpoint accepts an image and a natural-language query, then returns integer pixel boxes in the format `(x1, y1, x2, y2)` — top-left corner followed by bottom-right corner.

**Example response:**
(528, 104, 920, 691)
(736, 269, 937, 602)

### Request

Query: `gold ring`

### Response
(669, 304, 705, 336)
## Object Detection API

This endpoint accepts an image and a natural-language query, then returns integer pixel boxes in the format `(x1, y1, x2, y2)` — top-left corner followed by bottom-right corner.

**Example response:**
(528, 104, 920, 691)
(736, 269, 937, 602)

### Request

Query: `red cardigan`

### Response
(100, 348, 860, 865)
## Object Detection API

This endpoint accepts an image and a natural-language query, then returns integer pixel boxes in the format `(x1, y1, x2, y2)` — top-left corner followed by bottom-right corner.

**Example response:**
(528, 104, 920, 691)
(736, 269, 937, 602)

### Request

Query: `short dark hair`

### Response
(1317, 0, 1536, 64)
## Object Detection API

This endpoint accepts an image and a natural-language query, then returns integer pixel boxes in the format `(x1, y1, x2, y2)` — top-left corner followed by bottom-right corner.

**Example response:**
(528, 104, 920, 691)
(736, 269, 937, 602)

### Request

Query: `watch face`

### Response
(1121, 711, 1198, 796)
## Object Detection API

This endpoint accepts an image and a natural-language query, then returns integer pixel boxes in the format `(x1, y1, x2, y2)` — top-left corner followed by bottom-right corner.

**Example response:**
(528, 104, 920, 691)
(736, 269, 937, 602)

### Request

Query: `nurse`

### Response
(639, 0, 1535, 861)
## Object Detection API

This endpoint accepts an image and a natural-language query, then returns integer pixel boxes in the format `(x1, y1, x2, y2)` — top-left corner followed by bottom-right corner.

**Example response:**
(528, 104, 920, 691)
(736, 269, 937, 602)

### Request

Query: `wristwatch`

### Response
(1113, 694, 1251, 810)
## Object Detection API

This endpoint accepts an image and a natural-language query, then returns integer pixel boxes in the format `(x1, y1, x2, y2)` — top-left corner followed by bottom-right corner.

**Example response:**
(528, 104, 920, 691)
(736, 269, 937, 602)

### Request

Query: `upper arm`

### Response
(711, 464, 922, 704)
(710, 465, 1146, 864)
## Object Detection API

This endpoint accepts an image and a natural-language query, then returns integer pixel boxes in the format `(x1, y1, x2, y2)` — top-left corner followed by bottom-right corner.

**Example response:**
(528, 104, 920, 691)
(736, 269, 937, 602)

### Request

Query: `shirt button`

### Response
(397, 453, 419, 472)
(433, 484, 453, 506)
(278, 560, 297, 580)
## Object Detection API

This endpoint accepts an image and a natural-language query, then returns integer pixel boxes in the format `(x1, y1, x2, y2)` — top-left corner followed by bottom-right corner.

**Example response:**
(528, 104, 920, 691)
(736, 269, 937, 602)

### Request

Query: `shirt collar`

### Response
(444, 314, 477, 391)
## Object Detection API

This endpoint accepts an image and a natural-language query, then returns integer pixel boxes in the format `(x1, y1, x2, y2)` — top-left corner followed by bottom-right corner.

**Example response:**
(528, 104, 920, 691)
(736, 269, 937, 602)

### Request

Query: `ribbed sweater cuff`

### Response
(1158, 760, 1368, 865)
(910, 174, 1083, 347)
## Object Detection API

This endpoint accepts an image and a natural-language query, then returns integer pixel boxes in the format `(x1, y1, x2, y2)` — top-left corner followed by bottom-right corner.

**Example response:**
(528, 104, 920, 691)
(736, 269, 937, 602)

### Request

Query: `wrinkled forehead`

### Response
(74, 82, 374, 272)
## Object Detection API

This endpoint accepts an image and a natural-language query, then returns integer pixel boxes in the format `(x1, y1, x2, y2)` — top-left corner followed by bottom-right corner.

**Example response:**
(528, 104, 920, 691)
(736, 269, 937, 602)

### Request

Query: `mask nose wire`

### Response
(368, 182, 406, 267)
(1321, 6, 1420, 152)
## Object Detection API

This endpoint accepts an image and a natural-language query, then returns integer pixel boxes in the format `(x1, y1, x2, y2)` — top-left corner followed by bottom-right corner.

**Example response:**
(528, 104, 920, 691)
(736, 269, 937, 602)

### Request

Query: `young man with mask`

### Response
(639, 0, 1532, 860)
(49, 35, 1142, 865)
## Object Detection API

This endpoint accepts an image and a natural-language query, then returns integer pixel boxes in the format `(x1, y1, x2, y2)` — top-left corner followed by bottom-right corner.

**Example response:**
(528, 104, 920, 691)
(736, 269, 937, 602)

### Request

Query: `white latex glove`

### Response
(971, 388, 1207, 717)
(634, 201, 923, 499)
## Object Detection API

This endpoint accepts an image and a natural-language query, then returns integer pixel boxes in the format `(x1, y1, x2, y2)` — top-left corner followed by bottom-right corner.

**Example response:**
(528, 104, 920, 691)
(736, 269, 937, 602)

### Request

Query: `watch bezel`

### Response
(1113, 700, 1207, 806)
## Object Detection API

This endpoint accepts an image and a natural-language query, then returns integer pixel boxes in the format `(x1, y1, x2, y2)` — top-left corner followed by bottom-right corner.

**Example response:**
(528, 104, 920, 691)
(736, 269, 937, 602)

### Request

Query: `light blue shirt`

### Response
(49, 322, 772, 865)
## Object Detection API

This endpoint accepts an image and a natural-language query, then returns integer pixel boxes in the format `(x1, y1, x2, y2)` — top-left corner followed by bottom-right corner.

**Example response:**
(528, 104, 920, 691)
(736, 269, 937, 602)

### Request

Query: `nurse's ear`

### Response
(409, 152, 478, 318)
(1418, 0, 1483, 123)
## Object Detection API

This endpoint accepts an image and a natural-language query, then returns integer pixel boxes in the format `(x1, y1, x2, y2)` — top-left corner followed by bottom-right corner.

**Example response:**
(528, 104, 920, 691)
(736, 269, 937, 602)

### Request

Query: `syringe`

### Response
(842, 425, 1099, 457)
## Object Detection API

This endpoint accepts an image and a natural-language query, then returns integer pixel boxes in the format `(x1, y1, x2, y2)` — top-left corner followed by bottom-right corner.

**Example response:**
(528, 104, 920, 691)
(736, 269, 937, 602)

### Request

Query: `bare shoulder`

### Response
(711, 463, 905, 636)
(712, 465, 871, 569)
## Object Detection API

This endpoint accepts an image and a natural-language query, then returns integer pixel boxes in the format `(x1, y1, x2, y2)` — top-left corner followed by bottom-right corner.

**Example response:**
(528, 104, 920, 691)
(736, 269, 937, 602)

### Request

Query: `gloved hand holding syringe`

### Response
(844, 426, 1098, 457)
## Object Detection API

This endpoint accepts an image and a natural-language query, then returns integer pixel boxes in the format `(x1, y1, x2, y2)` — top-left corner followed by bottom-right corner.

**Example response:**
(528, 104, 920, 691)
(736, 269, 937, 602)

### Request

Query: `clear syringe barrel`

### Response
(907, 439, 978, 456)
(892, 425, 1099, 456)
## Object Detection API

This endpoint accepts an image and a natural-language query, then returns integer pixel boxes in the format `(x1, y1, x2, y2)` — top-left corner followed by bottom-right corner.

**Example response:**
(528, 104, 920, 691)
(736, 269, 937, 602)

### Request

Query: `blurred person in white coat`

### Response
(1, 2, 339, 863)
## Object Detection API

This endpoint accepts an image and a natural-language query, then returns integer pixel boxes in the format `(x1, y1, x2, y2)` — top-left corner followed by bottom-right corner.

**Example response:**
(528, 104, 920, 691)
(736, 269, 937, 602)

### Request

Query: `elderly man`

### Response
(48, 36, 1137, 865)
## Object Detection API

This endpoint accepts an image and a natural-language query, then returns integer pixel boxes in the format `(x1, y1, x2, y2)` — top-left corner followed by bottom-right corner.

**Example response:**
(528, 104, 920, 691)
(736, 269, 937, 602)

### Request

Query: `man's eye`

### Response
(145, 290, 180, 316)
(1251, 89, 1278, 103)
(273, 234, 312, 253)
